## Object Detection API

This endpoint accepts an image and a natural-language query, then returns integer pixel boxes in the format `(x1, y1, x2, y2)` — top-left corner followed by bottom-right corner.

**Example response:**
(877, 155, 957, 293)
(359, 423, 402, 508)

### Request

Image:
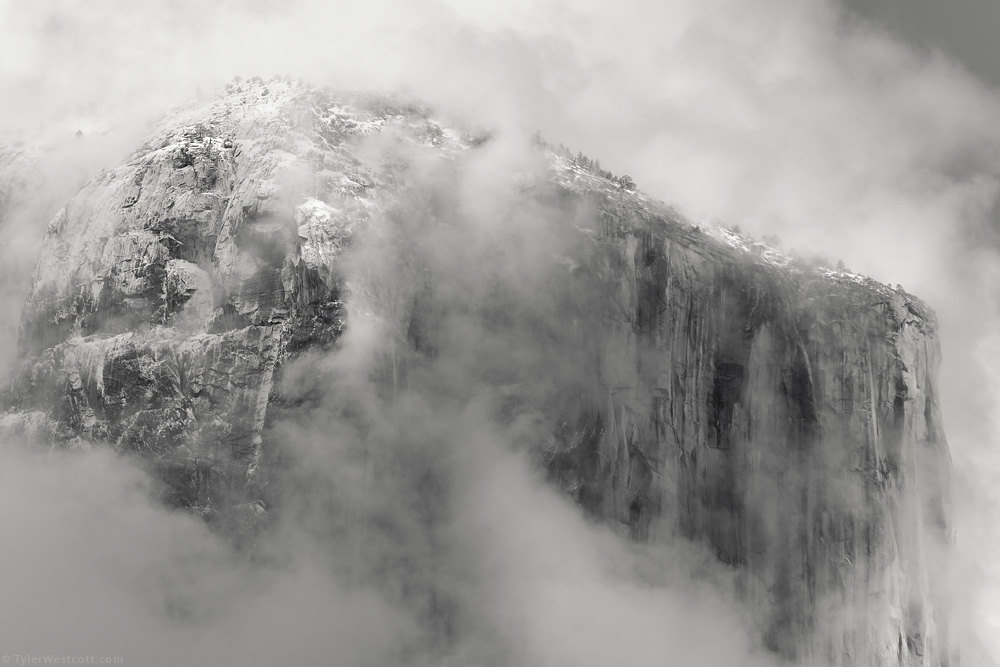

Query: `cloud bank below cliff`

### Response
(4, 0, 1000, 663)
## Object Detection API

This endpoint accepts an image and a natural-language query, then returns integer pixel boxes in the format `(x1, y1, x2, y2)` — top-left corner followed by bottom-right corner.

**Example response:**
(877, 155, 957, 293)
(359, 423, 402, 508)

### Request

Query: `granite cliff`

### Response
(0, 79, 953, 665)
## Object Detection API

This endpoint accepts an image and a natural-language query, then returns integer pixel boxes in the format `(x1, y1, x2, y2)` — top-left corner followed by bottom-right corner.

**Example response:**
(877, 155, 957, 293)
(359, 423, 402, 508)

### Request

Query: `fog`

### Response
(2, 0, 1000, 664)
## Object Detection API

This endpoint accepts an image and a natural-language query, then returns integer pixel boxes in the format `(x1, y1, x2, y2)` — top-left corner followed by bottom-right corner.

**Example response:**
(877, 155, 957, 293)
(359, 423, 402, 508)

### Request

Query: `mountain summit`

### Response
(0, 78, 953, 665)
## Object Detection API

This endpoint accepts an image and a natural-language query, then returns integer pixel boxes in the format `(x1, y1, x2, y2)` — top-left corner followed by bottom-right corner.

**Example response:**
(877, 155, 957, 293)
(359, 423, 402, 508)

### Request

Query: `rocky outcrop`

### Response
(1, 79, 953, 665)
(5, 81, 403, 522)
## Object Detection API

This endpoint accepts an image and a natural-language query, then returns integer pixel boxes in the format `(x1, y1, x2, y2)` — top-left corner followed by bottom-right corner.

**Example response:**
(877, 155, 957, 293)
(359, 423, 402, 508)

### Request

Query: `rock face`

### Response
(1, 79, 953, 665)
(548, 221, 953, 665)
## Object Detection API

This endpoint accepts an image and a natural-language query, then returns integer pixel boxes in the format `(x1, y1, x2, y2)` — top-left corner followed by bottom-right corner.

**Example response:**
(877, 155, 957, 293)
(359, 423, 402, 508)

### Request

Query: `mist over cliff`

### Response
(2, 1, 1000, 665)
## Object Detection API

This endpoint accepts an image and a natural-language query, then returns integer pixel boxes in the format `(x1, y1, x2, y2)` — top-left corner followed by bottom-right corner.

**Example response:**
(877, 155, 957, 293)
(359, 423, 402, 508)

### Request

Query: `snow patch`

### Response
(295, 198, 356, 273)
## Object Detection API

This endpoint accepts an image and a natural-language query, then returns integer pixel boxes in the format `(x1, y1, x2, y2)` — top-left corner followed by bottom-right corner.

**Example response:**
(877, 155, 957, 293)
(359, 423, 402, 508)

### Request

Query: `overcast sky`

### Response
(846, 0, 1000, 87)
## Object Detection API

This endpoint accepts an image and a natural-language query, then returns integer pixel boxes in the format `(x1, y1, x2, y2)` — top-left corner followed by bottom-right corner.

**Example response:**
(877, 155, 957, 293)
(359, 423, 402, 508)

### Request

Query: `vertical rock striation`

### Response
(0, 80, 953, 665)
(545, 197, 952, 665)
